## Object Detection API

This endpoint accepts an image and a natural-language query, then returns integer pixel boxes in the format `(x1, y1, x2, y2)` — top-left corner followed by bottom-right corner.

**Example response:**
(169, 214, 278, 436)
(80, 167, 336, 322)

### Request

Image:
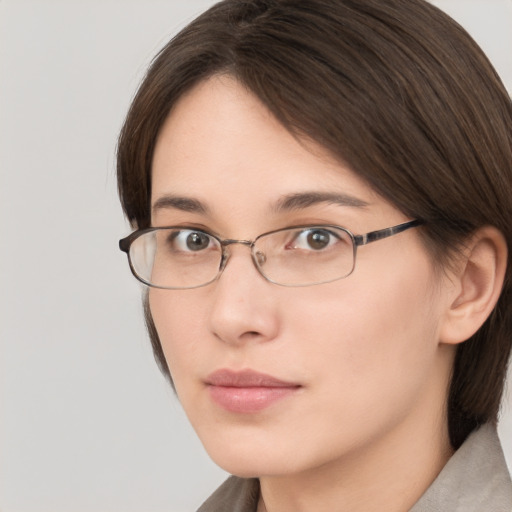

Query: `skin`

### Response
(149, 76, 461, 512)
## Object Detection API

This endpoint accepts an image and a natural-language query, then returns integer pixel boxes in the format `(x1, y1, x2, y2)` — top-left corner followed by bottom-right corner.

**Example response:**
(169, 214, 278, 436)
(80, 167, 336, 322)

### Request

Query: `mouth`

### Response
(205, 369, 301, 413)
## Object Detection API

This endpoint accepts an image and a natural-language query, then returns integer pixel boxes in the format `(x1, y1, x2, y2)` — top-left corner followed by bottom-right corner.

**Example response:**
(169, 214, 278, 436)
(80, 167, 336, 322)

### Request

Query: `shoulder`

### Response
(197, 476, 260, 512)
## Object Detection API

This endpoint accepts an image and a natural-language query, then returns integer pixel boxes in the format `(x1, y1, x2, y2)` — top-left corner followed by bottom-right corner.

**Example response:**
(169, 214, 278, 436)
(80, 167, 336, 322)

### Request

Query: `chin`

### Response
(210, 454, 293, 479)
(197, 429, 298, 478)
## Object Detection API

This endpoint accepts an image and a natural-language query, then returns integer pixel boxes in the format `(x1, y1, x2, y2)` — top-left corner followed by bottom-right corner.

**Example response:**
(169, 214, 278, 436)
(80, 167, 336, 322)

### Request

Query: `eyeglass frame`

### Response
(119, 219, 424, 289)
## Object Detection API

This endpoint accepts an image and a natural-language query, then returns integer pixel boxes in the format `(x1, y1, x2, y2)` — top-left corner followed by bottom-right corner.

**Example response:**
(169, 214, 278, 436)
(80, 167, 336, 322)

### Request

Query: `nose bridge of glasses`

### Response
(219, 238, 267, 273)
(221, 238, 254, 248)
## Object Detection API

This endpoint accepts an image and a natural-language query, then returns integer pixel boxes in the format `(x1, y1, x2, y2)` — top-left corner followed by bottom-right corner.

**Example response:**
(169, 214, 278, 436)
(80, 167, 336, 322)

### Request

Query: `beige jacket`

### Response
(198, 424, 512, 511)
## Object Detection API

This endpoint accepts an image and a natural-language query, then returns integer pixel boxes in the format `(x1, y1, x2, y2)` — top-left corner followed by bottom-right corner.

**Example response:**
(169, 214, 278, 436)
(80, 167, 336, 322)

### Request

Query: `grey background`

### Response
(1, 1, 510, 511)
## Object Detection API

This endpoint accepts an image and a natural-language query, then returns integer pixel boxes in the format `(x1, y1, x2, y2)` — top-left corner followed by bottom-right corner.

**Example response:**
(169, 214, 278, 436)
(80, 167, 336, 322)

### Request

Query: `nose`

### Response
(208, 244, 280, 346)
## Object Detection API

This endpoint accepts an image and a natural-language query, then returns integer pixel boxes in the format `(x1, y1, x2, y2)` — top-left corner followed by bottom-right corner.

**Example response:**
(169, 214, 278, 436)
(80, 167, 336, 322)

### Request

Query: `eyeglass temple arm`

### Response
(353, 219, 424, 247)
(119, 229, 150, 253)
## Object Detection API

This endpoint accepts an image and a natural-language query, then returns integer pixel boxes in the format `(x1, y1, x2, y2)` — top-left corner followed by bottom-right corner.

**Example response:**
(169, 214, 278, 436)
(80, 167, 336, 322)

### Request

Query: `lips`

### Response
(205, 369, 301, 413)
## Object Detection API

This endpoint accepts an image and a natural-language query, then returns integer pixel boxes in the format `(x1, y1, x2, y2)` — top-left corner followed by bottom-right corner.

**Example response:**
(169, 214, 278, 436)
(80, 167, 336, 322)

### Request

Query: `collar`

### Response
(410, 423, 512, 511)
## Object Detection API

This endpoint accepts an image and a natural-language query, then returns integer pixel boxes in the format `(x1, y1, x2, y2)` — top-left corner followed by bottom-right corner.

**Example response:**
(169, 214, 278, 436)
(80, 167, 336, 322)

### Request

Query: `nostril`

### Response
(238, 330, 264, 342)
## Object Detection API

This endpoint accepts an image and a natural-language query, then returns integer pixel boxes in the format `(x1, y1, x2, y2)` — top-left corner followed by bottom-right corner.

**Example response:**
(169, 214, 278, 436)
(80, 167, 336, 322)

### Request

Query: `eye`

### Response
(170, 230, 214, 252)
(289, 228, 339, 251)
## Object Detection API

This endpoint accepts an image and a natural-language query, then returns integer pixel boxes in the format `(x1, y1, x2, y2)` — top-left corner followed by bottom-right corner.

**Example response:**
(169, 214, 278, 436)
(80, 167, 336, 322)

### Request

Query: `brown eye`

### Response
(186, 231, 211, 251)
(307, 230, 331, 250)
(171, 230, 213, 252)
(291, 228, 336, 251)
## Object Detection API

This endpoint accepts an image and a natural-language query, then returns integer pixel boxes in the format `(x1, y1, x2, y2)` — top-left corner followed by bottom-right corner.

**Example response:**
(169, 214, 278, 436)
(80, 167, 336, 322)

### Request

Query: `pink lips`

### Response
(205, 369, 301, 413)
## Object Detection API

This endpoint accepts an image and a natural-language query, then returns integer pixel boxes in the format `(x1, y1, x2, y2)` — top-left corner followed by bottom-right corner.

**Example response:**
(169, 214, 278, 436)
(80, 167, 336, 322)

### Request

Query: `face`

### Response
(149, 76, 455, 479)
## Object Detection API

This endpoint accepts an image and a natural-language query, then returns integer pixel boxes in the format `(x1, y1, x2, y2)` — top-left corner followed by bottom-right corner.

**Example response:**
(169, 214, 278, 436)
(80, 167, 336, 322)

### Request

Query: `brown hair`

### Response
(117, 0, 512, 449)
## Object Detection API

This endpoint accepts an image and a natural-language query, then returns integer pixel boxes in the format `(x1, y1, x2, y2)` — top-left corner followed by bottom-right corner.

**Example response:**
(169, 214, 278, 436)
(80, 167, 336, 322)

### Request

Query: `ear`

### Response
(439, 226, 507, 345)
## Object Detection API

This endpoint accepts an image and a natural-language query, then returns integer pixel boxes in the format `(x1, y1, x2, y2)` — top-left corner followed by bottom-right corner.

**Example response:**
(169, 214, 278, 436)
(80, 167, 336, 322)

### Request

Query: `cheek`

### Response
(292, 254, 442, 403)
(148, 289, 208, 383)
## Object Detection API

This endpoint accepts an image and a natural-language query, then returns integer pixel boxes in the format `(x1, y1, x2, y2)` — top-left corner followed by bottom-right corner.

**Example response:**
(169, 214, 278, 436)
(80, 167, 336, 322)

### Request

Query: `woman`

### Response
(117, 0, 512, 510)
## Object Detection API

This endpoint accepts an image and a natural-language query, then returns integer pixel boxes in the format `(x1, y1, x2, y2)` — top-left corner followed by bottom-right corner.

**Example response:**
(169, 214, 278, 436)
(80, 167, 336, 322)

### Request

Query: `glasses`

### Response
(119, 219, 423, 289)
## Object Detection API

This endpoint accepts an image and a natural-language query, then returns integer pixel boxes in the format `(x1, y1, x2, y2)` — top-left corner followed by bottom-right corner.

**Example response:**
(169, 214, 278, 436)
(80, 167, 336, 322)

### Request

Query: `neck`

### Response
(259, 418, 453, 512)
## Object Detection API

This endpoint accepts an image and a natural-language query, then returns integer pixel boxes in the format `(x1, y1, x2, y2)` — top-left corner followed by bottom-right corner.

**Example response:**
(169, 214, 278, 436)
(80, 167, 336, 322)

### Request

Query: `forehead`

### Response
(150, 76, 398, 230)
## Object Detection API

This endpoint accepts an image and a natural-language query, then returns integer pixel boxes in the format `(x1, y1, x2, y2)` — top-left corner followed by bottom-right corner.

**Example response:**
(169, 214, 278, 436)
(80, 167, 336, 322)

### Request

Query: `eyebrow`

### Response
(273, 191, 370, 212)
(152, 194, 210, 215)
(152, 191, 369, 217)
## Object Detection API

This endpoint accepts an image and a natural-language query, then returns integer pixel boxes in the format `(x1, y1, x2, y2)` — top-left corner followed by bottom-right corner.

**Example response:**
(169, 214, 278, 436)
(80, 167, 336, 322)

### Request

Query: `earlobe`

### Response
(439, 226, 507, 345)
